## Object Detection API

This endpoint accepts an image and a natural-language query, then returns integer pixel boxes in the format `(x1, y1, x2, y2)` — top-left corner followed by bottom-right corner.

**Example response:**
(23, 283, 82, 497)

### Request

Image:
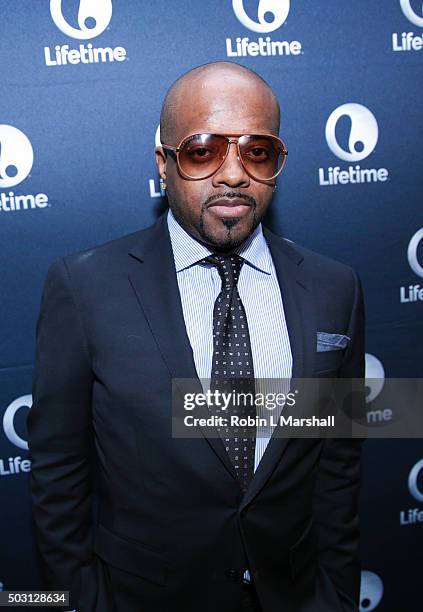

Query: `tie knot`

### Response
(202, 253, 244, 288)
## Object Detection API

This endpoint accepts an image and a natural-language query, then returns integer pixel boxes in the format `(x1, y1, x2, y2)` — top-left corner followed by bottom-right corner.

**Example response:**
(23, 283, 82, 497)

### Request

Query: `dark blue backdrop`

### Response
(1, 2, 422, 610)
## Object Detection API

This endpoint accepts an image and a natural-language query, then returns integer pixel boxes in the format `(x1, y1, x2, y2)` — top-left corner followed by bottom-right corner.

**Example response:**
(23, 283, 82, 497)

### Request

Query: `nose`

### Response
(212, 140, 250, 189)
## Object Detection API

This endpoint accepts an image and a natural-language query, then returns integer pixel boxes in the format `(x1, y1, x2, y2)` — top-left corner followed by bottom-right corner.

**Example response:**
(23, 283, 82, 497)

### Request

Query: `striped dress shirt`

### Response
(167, 209, 292, 469)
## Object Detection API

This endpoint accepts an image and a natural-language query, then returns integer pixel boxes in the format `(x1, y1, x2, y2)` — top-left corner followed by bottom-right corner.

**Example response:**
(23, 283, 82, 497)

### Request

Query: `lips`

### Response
(207, 198, 251, 219)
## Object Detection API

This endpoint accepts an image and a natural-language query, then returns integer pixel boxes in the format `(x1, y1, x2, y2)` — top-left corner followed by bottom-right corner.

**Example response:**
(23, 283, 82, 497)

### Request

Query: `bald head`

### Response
(160, 61, 280, 145)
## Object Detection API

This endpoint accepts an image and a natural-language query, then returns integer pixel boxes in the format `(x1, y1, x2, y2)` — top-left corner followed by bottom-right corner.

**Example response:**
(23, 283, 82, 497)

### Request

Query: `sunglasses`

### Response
(161, 133, 288, 182)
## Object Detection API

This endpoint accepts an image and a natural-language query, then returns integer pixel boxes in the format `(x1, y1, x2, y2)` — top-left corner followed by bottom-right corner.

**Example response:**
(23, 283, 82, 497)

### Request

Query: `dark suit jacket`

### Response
(28, 212, 365, 612)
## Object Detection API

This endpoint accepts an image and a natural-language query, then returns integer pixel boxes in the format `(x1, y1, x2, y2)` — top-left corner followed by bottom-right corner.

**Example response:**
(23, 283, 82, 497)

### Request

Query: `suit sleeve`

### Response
(28, 258, 94, 610)
(313, 267, 366, 611)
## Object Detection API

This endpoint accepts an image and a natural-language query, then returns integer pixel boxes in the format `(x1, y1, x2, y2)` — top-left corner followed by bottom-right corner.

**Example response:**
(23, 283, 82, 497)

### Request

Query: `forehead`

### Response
(172, 73, 278, 140)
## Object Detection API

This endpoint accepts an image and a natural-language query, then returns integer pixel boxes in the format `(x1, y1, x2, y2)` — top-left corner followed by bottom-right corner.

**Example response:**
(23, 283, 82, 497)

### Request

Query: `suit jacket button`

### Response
(225, 568, 241, 582)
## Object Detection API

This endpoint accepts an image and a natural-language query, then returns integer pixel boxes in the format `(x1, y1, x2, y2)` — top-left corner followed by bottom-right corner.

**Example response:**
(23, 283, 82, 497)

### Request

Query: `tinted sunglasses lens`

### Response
(178, 134, 227, 178)
(239, 135, 285, 180)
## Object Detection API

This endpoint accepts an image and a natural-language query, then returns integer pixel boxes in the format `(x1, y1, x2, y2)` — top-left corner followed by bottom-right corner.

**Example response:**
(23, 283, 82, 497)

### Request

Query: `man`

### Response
(28, 62, 365, 612)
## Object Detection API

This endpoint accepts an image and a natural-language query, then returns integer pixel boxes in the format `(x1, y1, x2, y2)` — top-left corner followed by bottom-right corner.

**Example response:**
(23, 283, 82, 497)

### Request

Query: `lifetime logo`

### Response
(392, 0, 423, 52)
(400, 458, 423, 525)
(400, 228, 423, 303)
(226, 0, 302, 58)
(0, 395, 32, 477)
(364, 353, 393, 427)
(0, 125, 49, 213)
(365, 353, 385, 403)
(359, 571, 384, 612)
(319, 104, 389, 187)
(44, 0, 127, 67)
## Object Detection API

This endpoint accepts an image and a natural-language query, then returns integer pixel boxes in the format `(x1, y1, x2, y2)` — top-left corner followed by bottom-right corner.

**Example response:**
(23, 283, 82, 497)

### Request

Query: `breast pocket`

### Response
(313, 332, 350, 375)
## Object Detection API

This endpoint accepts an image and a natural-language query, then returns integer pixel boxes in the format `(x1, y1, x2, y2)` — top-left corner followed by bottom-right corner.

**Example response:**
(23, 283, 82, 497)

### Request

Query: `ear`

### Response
(155, 146, 167, 180)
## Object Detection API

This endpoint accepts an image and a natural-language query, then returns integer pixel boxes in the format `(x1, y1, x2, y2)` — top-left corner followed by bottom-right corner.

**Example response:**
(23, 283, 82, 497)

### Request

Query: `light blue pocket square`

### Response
(316, 331, 350, 352)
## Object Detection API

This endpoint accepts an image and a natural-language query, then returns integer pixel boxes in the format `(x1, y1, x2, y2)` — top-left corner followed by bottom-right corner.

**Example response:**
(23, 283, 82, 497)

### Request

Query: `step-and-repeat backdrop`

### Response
(1, 2, 422, 610)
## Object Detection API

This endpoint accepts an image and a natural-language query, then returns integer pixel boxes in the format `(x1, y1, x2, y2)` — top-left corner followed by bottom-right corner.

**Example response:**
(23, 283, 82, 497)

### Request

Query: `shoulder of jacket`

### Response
(264, 226, 357, 283)
(60, 223, 155, 272)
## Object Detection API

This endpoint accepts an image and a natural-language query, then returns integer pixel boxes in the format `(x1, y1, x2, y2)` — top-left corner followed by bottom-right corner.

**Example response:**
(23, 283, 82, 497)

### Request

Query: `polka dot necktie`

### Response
(203, 254, 256, 492)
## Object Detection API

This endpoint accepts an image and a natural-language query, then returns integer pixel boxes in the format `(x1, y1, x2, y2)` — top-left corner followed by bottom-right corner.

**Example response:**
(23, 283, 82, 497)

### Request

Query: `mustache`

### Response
(202, 191, 257, 209)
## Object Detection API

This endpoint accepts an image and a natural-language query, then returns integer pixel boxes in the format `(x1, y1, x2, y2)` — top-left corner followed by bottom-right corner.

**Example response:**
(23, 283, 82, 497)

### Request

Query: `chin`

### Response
(200, 218, 254, 250)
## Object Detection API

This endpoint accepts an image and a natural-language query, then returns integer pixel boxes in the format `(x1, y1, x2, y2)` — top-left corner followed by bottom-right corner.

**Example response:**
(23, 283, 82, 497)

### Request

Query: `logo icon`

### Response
(407, 228, 423, 279)
(2, 395, 32, 451)
(365, 353, 385, 403)
(0, 125, 34, 189)
(359, 571, 384, 612)
(399, 0, 423, 27)
(325, 103, 379, 162)
(232, 0, 290, 33)
(50, 0, 112, 40)
(408, 458, 423, 502)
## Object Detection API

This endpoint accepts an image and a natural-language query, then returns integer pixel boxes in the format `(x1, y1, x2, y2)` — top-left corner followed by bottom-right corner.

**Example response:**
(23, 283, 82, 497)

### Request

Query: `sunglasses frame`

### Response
(160, 132, 288, 182)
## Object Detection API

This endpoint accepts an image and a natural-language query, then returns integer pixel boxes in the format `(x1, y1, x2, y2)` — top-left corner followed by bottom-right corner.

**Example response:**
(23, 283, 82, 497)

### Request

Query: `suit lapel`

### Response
(240, 229, 316, 511)
(128, 213, 239, 482)
(264, 229, 316, 382)
(128, 214, 198, 381)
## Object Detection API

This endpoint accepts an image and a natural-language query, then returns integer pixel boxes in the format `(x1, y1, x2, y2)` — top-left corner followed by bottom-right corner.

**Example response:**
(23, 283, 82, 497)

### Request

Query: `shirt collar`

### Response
(167, 208, 272, 274)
